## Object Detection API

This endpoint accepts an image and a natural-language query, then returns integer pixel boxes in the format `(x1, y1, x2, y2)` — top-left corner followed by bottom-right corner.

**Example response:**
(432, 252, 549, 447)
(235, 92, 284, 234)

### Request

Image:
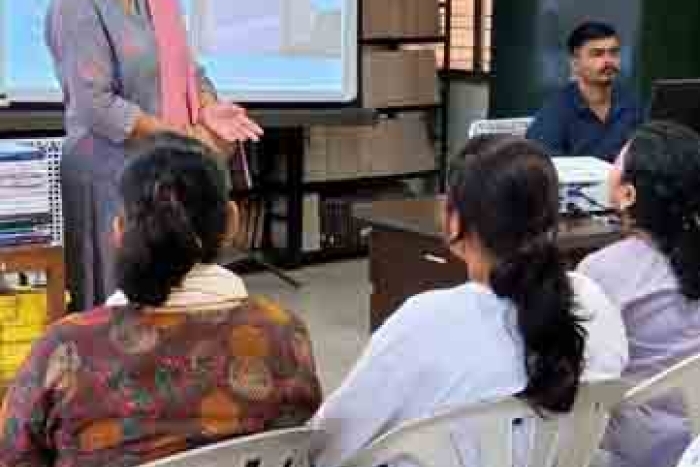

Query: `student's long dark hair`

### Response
(115, 132, 229, 306)
(622, 121, 700, 300)
(447, 135, 586, 413)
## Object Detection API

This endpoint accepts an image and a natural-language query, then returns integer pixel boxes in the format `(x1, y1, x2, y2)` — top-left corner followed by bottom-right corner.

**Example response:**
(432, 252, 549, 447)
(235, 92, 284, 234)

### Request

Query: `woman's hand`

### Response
(200, 103, 263, 143)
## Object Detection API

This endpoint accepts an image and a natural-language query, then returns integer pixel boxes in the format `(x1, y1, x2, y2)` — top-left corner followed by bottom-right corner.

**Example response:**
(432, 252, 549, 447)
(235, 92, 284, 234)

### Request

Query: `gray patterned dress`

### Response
(45, 0, 215, 310)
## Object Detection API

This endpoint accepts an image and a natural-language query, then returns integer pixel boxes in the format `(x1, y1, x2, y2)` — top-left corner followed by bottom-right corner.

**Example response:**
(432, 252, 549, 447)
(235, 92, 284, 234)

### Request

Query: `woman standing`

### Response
(45, 0, 262, 310)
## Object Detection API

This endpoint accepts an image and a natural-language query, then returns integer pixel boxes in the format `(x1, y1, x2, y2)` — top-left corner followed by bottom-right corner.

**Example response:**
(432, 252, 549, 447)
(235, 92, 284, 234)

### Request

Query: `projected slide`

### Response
(1, 0, 56, 101)
(193, 0, 342, 56)
(0, 0, 356, 103)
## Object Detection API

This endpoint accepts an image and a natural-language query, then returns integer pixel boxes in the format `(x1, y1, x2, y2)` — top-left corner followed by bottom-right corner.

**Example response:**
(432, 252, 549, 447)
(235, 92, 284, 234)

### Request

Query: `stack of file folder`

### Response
(0, 142, 51, 247)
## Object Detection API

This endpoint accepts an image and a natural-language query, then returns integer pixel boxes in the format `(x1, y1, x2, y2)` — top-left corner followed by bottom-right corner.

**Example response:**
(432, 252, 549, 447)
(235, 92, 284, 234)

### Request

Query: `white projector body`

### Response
(553, 157, 613, 214)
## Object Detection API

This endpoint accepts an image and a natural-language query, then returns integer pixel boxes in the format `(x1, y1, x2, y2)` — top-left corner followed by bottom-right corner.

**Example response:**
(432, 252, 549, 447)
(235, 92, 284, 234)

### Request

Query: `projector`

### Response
(552, 157, 613, 215)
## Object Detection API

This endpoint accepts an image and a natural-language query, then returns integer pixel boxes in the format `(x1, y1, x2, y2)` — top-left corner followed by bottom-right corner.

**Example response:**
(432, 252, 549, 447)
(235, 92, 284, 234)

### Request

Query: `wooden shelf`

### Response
(361, 36, 447, 46)
(242, 0, 453, 268)
(268, 169, 439, 194)
(306, 170, 439, 191)
(375, 104, 442, 114)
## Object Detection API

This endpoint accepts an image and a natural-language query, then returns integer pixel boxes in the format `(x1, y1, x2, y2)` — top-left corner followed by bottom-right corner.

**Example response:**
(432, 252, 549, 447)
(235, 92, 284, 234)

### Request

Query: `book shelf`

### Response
(253, 0, 451, 268)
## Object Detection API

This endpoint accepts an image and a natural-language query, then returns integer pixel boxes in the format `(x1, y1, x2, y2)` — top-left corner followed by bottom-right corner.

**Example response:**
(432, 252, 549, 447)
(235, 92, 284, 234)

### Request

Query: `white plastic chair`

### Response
(622, 352, 700, 437)
(677, 435, 700, 467)
(468, 117, 534, 139)
(340, 379, 628, 467)
(139, 427, 316, 467)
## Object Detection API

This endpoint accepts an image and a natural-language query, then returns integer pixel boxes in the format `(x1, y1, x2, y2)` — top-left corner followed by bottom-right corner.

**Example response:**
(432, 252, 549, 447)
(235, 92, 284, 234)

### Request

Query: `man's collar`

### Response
(570, 80, 630, 117)
(570, 81, 588, 113)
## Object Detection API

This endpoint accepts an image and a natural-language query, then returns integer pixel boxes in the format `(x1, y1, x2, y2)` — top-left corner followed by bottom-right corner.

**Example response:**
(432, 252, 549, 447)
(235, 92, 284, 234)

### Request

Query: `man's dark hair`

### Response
(567, 21, 618, 55)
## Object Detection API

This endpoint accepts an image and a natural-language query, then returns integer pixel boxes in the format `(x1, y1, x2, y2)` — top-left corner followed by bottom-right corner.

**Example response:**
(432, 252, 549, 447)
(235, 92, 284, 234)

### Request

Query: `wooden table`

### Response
(354, 197, 622, 331)
(0, 244, 66, 323)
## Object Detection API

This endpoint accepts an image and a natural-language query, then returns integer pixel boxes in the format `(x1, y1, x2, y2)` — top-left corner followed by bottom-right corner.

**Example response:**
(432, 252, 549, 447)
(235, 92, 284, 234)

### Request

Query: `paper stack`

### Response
(0, 142, 51, 247)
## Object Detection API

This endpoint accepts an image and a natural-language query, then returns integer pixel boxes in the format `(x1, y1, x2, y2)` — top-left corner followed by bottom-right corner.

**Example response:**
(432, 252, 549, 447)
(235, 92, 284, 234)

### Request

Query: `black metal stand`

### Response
(223, 135, 304, 288)
(219, 247, 303, 289)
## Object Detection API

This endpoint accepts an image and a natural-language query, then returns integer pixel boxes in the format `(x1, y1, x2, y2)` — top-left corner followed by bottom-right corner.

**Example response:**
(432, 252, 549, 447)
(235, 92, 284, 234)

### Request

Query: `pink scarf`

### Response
(148, 0, 200, 129)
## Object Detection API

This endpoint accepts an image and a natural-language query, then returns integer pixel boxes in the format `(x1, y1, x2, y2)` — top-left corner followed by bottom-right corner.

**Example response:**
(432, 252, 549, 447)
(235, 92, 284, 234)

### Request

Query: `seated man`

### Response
(526, 21, 644, 161)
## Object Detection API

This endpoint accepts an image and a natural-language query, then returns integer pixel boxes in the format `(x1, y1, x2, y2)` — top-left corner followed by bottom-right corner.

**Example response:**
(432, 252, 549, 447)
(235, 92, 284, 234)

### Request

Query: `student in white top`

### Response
(310, 135, 628, 467)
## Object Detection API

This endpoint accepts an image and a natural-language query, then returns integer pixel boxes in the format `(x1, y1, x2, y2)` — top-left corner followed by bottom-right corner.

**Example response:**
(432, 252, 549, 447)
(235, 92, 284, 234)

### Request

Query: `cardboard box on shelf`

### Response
(305, 115, 437, 181)
(368, 115, 436, 175)
(363, 0, 440, 38)
(357, 124, 383, 176)
(305, 127, 329, 181)
(363, 0, 398, 38)
(405, 0, 440, 37)
(362, 49, 439, 108)
(415, 49, 440, 104)
(327, 126, 361, 180)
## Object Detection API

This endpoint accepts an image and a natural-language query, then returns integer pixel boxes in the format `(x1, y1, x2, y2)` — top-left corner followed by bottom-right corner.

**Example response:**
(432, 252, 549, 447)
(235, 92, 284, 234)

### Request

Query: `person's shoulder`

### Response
(366, 283, 483, 358)
(615, 82, 641, 103)
(567, 271, 610, 303)
(568, 271, 629, 379)
(22, 306, 115, 363)
(54, 306, 115, 330)
(567, 271, 623, 334)
(405, 282, 479, 310)
(246, 296, 310, 332)
(615, 83, 645, 113)
(541, 83, 579, 109)
(578, 237, 647, 279)
(529, 83, 578, 127)
(580, 235, 679, 305)
(43, 306, 119, 346)
(380, 282, 484, 333)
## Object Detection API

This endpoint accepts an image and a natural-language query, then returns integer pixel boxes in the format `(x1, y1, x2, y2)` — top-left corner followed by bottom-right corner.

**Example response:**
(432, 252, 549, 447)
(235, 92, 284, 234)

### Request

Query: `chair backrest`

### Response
(677, 435, 700, 467)
(139, 427, 316, 467)
(467, 118, 533, 139)
(623, 352, 700, 437)
(341, 379, 628, 467)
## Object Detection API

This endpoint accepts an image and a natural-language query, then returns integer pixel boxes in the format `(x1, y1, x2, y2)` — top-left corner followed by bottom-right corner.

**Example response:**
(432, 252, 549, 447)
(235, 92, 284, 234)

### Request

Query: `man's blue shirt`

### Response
(526, 82, 645, 161)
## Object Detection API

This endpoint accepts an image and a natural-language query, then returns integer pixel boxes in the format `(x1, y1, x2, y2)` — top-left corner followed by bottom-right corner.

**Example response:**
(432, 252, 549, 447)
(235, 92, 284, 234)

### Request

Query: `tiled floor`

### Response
(243, 259, 371, 394)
